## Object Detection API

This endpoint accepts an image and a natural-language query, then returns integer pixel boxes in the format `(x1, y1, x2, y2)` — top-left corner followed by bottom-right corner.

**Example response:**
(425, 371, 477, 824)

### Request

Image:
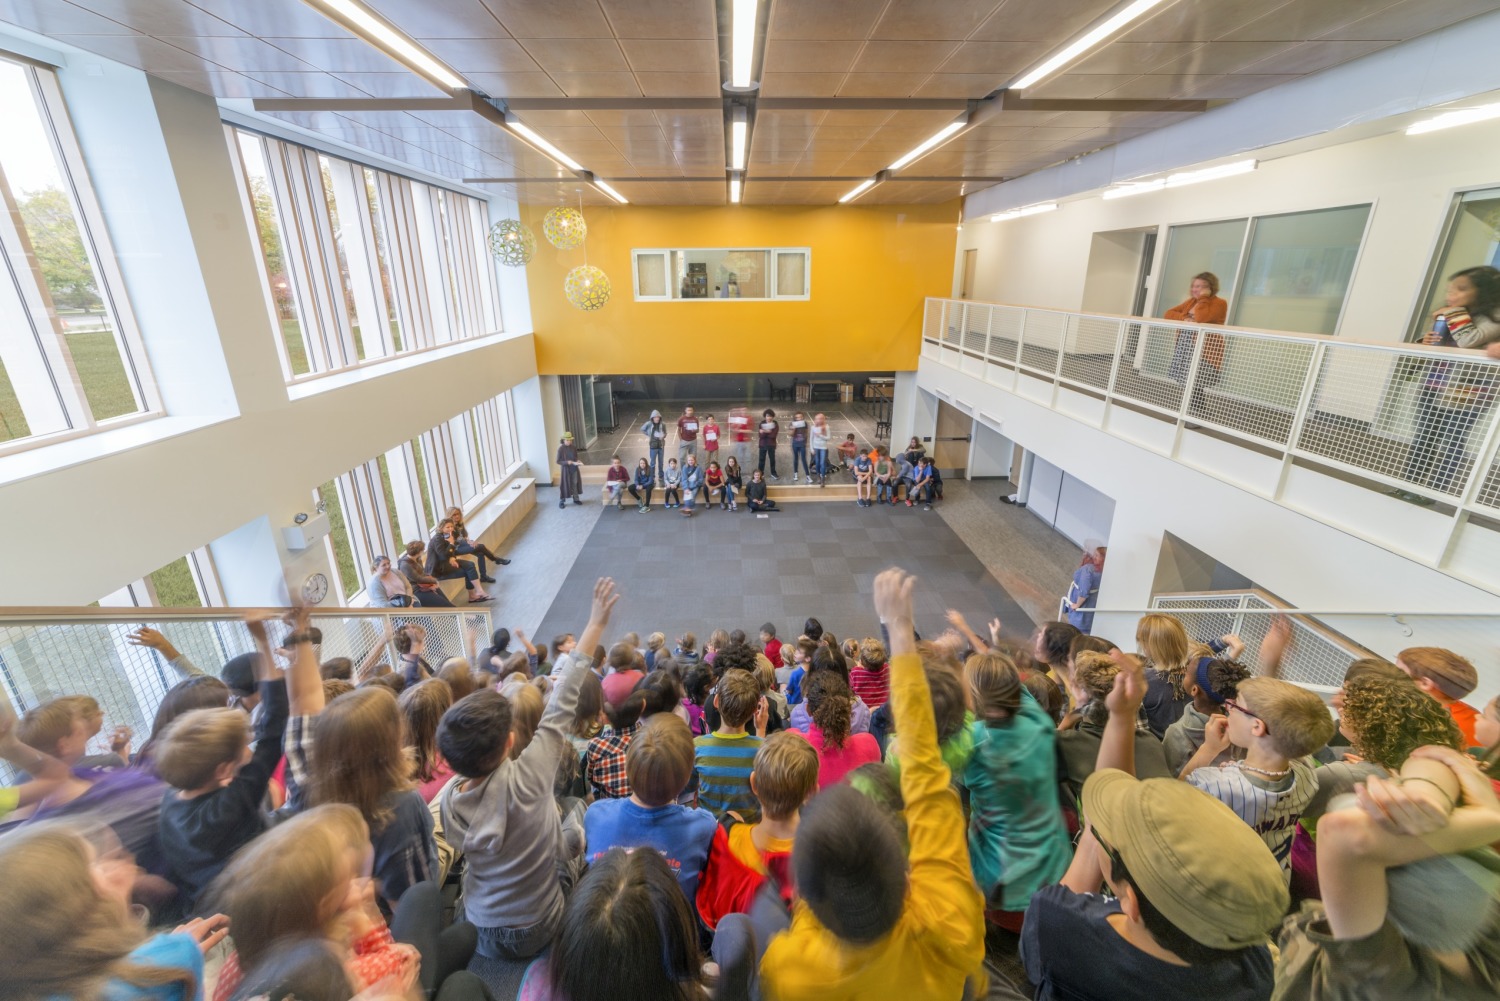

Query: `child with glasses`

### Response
(1177, 676, 1335, 875)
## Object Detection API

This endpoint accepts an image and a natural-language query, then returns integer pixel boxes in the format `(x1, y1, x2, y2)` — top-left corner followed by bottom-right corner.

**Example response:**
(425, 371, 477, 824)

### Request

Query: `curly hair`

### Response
(1341, 675, 1464, 770)
(807, 670, 854, 749)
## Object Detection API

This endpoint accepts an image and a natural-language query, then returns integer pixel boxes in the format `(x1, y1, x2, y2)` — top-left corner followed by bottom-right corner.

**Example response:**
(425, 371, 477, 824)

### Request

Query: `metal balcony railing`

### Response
(922, 297, 1500, 586)
(0, 606, 491, 781)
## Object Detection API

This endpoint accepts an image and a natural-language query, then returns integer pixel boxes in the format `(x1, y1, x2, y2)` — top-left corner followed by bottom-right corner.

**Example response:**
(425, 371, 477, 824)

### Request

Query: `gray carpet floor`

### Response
(533, 496, 1035, 652)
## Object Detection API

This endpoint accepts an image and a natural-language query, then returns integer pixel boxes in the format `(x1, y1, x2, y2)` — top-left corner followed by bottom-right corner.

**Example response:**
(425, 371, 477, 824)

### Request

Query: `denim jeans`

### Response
(475, 903, 563, 960)
(791, 441, 809, 476)
(813, 448, 828, 477)
(649, 446, 664, 484)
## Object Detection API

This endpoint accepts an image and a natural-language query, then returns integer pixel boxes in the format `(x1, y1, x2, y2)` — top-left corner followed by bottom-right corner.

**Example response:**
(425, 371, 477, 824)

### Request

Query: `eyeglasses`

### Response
(1223, 698, 1270, 734)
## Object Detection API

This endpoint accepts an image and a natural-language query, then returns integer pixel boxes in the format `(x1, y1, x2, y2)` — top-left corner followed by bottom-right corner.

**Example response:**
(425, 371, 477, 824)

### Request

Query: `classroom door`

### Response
(932, 401, 972, 477)
(960, 249, 978, 299)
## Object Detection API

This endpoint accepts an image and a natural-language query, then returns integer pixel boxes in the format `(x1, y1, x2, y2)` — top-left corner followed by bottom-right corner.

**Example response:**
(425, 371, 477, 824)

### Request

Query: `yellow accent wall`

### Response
(520, 201, 958, 374)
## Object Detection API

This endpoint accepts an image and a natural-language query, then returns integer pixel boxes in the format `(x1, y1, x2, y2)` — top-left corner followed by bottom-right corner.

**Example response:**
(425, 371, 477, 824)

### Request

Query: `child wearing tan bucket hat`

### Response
(1021, 770, 1289, 999)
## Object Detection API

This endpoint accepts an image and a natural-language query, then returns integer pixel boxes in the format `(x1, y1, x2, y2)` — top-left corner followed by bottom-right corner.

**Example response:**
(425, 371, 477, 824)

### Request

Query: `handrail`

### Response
(921, 296, 1500, 592)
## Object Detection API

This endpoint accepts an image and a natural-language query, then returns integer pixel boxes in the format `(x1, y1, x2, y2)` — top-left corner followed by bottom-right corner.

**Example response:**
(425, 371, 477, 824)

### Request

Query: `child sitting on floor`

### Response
(697, 729, 819, 930)
(583, 713, 718, 904)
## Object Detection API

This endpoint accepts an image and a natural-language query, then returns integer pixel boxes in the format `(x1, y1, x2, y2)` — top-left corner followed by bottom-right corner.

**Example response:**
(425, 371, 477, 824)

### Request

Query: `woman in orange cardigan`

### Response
(1164, 272, 1229, 413)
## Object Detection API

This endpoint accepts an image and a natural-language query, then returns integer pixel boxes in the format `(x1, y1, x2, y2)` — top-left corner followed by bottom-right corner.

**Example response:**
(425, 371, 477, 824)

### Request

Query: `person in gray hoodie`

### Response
(1162, 656, 1250, 776)
(439, 577, 622, 959)
(641, 410, 668, 485)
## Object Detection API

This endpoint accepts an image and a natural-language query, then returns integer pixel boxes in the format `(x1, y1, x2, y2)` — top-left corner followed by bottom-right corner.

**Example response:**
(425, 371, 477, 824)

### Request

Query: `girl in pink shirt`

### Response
(802, 670, 881, 788)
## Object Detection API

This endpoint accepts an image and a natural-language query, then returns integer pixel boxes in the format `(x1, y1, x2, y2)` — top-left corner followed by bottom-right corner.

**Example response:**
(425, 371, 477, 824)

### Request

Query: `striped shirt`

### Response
(694, 732, 763, 821)
(849, 663, 891, 709)
(1186, 756, 1317, 874)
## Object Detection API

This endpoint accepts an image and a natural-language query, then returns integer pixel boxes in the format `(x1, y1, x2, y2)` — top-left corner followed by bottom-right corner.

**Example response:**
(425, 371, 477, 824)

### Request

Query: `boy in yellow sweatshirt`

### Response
(760, 568, 985, 1000)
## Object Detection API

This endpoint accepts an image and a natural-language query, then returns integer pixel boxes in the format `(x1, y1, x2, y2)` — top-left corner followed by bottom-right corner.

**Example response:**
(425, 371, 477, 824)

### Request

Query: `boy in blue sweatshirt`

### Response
(583, 712, 716, 905)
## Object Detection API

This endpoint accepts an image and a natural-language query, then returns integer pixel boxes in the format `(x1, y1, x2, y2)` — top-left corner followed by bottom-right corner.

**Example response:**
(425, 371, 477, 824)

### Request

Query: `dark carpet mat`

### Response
(534, 499, 1035, 651)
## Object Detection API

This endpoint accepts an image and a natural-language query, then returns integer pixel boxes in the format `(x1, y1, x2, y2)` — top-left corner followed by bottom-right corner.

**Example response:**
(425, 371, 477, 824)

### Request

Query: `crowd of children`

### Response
(587, 406, 942, 514)
(3, 574, 1500, 1001)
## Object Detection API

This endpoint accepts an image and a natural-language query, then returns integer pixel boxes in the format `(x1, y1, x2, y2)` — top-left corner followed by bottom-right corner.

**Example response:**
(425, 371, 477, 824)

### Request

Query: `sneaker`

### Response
(558, 499, 565, 509)
(771, 474, 780, 481)
(924, 504, 932, 511)
(481, 575, 497, 583)
(906, 499, 913, 507)
(729, 502, 737, 511)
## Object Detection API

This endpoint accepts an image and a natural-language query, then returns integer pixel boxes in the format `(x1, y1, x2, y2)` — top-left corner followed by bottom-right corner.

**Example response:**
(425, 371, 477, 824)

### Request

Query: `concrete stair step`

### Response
(573, 466, 861, 502)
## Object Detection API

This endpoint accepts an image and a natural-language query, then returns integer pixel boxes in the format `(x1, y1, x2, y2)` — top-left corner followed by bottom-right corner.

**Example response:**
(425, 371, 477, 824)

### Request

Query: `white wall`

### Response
(955, 115, 1500, 346)
(0, 63, 538, 606)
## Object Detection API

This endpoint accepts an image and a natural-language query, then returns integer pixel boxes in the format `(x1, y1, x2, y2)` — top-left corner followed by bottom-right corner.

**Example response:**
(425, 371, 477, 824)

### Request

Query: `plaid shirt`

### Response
(585, 722, 640, 799)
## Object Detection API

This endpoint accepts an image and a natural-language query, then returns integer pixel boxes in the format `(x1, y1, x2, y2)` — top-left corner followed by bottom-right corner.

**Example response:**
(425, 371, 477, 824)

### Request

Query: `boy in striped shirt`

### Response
(1178, 675, 1335, 874)
(694, 669, 769, 820)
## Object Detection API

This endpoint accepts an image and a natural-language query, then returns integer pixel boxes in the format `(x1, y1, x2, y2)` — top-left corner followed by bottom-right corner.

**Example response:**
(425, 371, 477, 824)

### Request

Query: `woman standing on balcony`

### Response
(1396, 265, 1500, 505)
(1164, 271, 1229, 416)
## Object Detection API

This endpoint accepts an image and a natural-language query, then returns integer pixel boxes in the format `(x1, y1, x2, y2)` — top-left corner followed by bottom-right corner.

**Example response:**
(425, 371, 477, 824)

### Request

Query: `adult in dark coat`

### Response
(557, 431, 583, 508)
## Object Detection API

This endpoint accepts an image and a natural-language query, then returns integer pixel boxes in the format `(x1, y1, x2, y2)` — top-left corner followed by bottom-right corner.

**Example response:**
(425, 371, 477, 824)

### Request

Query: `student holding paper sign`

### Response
(790, 410, 810, 482)
(677, 405, 700, 466)
(702, 413, 721, 465)
(758, 408, 780, 480)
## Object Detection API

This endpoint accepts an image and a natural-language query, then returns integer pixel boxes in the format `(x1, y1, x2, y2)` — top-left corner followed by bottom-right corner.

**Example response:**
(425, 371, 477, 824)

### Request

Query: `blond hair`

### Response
(154, 707, 249, 791)
(753, 659, 777, 693)
(0, 825, 196, 1001)
(1136, 613, 1192, 697)
(15, 702, 85, 756)
(965, 650, 1022, 725)
(1237, 677, 1336, 759)
(716, 670, 761, 728)
(753, 730, 819, 820)
(501, 681, 544, 759)
(647, 632, 666, 652)
(322, 678, 355, 702)
(626, 713, 695, 806)
(207, 804, 368, 971)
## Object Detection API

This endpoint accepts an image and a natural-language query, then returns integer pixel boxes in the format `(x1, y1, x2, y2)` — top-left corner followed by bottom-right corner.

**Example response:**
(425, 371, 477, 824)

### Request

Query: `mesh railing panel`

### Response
(1058, 315, 1120, 391)
(1019, 311, 1066, 374)
(1295, 345, 1500, 496)
(1148, 597, 1364, 691)
(943, 301, 962, 345)
(963, 303, 990, 354)
(1190, 334, 1314, 445)
(1113, 322, 1187, 414)
(0, 608, 489, 780)
(924, 298, 945, 345)
(989, 306, 1023, 364)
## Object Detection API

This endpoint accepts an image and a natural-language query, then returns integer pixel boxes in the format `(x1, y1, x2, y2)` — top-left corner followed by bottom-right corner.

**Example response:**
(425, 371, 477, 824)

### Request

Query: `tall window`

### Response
(321, 390, 524, 600)
(1233, 205, 1371, 336)
(96, 548, 223, 607)
(227, 127, 503, 382)
(0, 57, 157, 452)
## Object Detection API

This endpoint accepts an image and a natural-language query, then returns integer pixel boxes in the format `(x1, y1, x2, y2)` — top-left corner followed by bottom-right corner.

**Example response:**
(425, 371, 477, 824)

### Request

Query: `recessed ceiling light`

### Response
(593, 179, 629, 204)
(838, 179, 876, 204)
(303, 0, 465, 90)
(1011, 0, 1167, 91)
(504, 115, 584, 172)
(729, 174, 742, 204)
(990, 202, 1058, 221)
(732, 0, 760, 88)
(888, 121, 965, 172)
(730, 107, 748, 171)
(1406, 102, 1500, 135)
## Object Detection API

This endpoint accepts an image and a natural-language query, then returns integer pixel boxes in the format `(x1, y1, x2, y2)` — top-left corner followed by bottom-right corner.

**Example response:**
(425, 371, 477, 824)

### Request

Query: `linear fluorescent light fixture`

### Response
(839, 179, 877, 203)
(1011, 0, 1166, 91)
(730, 107, 748, 170)
(503, 114, 584, 172)
(592, 179, 629, 204)
(888, 121, 965, 172)
(1102, 159, 1256, 199)
(732, 0, 759, 88)
(729, 174, 742, 204)
(990, 202, 1058, 222)
(303, 0, 466, 90)
(1407, 102, 1500, 135)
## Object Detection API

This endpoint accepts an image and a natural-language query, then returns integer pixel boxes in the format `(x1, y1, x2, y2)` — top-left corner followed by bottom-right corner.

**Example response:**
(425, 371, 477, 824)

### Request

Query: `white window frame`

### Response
(630, 247, 812, 301)
(224, 125, 504, 385)
(0, 59, 161, 458)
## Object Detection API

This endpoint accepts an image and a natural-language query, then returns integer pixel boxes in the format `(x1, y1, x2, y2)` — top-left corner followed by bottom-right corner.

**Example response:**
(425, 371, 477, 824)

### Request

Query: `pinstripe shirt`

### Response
(1186, 756, 1317, 875)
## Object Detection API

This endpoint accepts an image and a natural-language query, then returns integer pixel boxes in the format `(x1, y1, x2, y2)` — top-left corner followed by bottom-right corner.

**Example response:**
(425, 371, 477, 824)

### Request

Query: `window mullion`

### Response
(327, 159, 388, 361)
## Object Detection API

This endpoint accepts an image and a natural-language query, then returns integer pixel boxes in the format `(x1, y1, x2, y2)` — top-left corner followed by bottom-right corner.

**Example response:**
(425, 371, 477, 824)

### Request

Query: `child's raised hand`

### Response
(753, 696, 770, 736)
(1201, 714, 1231, 755)
(173, 913, 230, 955)
(588, 578, 620, 626)
(873, 568, 917, 625)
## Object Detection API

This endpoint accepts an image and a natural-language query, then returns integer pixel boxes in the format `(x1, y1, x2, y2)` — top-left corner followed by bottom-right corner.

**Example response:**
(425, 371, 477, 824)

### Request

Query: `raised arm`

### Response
(1319, 745, 1500, 942)
(128, 626, 204, 678)
(1256, 616, 1291, 679)
(355, 623, 394, 683)
(874, 569, 984, 966)
(1096, 649, 1146, 777)
(0, 702, 71, 807)
(944, 609, 989, 653)
(271, 607, 324, 718)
